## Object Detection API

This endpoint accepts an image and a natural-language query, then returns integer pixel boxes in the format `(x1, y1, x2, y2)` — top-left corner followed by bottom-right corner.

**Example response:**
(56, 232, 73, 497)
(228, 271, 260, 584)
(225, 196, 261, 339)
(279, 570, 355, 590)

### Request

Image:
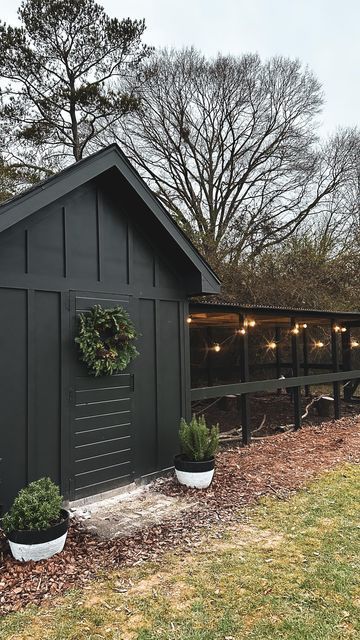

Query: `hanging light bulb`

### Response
(300, 323, 308, 329)
(186, 316, 192, 324)
(333, 325, 341, 333)
(268, 341, 277, 350)
(314, 340, 325, 348)
(236, 327, 246, 335)
(351, 340, 359, 348)
(213, 343, 221, 352)
(291, 325, 300, 335)
(341, 327, 347, 333)
(248, 319, 256, 327)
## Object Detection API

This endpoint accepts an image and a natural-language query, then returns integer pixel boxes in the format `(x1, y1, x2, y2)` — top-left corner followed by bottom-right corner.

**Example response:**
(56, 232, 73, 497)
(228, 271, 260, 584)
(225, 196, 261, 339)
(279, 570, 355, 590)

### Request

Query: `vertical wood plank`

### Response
(25, 229, 29, 274)
(342, 326, 352, 401)
(62, 206, 68, 278)
(206, 327, 214, 387)
(291, 318, 302, 430)
(239, 314, 251, 445)
(60, 291, 71, 500)
(96, 187, 102, 282)
(275, 326, 282, 395)
(331, 319, 341, 419)
(303, 326, 310, 396)
(0, 288, 28, 511)
(180, 301, 191, 421)
(27, 289, 36, 482)
(154, 299, 160, 469)
(127, 222, 133, 285)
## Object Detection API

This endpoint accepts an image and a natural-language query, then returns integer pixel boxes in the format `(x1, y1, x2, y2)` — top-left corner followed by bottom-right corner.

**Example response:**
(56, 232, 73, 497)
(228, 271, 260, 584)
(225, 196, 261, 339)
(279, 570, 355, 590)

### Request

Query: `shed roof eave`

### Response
(189, 300, 360, 321)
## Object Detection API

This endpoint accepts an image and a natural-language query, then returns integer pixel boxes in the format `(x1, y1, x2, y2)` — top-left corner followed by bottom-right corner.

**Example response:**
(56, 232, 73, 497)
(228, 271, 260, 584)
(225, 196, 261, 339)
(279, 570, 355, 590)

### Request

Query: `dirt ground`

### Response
(1, 415, 359, 616)
(72, 488, 196, 539)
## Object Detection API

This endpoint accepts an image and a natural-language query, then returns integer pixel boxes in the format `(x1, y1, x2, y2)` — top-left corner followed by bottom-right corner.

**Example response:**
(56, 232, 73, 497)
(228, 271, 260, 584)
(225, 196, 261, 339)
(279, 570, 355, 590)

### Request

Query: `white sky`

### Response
(1, 0, 359, 134)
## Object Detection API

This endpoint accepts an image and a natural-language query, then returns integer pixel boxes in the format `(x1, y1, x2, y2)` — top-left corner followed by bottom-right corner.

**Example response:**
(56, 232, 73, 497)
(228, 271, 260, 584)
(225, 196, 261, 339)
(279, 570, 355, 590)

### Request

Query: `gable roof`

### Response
(0, 144, 221, 294)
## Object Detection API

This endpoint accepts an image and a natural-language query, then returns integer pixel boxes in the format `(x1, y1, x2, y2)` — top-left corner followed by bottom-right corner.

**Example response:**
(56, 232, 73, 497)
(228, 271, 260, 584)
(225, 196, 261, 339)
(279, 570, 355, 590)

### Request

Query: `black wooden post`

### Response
(206, 326, 213, 387)
(275, 327, 282, 395)
(331, 319, 341, 419)
(291, 318, 302, 430)
(342, 326, 352, 402)
(303, 326, 310, 397)
(239, 314, 251, 445)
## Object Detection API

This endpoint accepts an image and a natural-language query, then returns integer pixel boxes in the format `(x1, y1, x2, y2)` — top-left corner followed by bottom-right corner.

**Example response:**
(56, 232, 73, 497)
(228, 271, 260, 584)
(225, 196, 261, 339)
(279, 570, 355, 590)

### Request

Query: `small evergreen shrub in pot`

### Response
(174, 415, 219, 489)
(1, 477, 69, 562)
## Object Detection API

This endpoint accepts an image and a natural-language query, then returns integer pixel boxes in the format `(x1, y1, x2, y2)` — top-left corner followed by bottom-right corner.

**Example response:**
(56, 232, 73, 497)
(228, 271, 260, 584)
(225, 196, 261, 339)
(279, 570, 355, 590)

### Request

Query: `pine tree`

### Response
(0, 0, 151, 177)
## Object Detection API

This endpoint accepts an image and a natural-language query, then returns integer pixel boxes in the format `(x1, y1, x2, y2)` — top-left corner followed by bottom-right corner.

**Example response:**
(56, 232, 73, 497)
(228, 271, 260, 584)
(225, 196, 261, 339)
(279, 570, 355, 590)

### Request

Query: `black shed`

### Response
(0, 144, 220, 510)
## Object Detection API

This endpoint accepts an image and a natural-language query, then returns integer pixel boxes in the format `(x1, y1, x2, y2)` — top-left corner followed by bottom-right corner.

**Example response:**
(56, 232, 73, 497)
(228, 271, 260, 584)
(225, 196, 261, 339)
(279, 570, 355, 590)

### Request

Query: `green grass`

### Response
(1, 464, 360, 640)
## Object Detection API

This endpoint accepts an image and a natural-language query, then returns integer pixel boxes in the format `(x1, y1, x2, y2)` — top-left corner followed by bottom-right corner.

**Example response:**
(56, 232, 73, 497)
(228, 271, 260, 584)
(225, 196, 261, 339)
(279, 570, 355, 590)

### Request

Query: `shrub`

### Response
(2, 477, 63, 534)
(179, 415, 219, 462)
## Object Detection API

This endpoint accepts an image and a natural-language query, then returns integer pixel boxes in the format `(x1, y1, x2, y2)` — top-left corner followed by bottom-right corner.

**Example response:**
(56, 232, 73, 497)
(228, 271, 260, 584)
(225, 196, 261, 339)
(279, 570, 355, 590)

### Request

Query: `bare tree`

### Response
(116, 48, 357, 269)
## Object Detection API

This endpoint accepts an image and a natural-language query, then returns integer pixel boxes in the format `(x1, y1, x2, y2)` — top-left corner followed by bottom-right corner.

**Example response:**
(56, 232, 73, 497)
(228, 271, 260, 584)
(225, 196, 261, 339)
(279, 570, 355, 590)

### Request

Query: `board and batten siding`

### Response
(0, 175, 191, 509)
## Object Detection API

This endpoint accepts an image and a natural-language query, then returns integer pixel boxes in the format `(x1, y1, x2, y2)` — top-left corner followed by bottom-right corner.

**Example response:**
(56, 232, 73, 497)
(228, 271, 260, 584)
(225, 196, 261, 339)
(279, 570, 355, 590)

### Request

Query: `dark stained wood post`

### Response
(206, 326, 214, 387)
(275, 327, 282, 395)
(291, 318, 302, 430)
(331, 319, 341, 419)
(239, 314, 251, 445)
(342, 325, 352, 401)
(303, 326, 310, 397)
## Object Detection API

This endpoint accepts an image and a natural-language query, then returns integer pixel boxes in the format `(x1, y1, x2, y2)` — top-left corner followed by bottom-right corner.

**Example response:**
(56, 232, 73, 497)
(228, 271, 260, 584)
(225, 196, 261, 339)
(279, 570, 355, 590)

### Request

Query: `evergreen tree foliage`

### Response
(2, 477, 63, 533)
(179, 415, 219, 462)
(0, 0, 151, 172)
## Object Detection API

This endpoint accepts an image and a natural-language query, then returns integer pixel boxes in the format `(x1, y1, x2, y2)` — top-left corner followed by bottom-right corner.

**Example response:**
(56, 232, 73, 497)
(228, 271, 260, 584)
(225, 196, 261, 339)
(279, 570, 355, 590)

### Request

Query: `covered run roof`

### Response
(0, 144, 221, 295)
(189, 300, 360, 327)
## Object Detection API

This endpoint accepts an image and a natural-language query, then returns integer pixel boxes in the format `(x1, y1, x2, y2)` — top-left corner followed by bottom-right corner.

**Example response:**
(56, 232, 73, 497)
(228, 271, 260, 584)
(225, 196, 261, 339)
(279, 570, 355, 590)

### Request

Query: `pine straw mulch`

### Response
(1, 416, 360, 617)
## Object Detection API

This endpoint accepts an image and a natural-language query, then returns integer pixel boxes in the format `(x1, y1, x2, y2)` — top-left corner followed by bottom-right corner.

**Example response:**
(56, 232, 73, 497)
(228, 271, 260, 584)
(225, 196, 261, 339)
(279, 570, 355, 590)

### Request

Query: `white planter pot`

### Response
(9, 532, 68, 562)
(174, 455, 215, 489)
(6, 509, 69, 562)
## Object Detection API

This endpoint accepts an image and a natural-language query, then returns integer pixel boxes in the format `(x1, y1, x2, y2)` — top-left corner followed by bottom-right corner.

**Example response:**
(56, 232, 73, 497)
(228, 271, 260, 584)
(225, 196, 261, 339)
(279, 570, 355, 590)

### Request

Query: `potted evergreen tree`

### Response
(1, 477, 69, 562)
(174, 415, 219, 489)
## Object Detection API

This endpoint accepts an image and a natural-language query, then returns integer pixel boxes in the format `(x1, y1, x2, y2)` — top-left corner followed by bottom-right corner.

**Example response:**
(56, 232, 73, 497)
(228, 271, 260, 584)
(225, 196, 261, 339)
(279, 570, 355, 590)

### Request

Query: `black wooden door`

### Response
(69, 292, 135, 501)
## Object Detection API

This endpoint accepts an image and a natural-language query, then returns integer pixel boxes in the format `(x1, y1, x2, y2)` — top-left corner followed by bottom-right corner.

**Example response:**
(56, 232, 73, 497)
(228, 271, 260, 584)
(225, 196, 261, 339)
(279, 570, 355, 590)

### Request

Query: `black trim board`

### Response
(191, 368, 360, 401)
(0, 144, 221, 295)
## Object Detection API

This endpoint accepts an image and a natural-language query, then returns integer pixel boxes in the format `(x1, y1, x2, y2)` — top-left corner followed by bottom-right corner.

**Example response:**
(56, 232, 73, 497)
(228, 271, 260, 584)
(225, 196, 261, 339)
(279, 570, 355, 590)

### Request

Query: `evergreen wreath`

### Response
(75, 304, 139, 376)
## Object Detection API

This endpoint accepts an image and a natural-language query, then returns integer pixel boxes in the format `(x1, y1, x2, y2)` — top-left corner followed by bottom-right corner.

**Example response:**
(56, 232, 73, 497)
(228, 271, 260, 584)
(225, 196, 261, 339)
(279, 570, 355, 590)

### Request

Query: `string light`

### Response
(243, 319, 256, 329)
(213, 343, 221, 353)
(291, 323, 307, 333)
(333, 325, 340, 332)
(333, 325, 347, 333)
(351, 340, 360, 348)
(314, 340, 325, 348)
(186, 316, 192, 324)
(237, 327, 246, 335)
(268, 341, 277, 350)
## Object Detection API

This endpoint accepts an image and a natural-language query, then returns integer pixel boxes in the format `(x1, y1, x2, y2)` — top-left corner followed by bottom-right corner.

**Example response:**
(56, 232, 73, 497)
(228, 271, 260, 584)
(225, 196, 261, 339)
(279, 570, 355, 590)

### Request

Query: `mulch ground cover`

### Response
(1, 416, 360, 616)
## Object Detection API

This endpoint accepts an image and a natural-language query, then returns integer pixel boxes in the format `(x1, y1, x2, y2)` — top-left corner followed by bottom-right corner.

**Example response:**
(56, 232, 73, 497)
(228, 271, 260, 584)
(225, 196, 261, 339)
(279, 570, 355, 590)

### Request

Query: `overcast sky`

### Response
(2, 0, 359, 134)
